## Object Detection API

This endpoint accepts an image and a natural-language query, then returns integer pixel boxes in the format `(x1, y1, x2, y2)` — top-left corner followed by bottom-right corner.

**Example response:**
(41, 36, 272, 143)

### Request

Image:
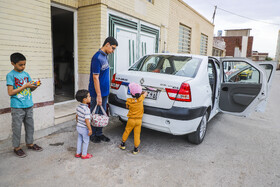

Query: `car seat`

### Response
(165, 67, 173, 74)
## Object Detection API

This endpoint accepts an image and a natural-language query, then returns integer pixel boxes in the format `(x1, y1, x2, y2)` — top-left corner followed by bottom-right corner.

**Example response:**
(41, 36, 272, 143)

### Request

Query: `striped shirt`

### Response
(76, 103, 91, 128)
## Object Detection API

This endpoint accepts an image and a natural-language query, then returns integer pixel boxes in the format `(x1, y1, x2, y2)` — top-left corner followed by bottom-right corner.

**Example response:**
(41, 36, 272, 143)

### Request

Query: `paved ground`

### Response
(0, 72, 280, 187)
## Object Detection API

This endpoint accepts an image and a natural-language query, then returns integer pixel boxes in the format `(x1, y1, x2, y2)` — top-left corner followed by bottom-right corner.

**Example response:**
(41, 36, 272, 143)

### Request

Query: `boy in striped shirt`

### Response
(75, 89, 93, 159)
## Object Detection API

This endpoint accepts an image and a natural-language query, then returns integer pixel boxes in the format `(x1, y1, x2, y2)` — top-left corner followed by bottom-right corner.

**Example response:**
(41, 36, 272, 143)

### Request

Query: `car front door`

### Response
(254, 61, 277, 112)
(218, 58, 275, 116)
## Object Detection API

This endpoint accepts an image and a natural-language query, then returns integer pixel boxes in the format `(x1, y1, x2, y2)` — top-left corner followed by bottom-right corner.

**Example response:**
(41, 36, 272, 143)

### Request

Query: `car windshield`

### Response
(129, 55, 202, 78)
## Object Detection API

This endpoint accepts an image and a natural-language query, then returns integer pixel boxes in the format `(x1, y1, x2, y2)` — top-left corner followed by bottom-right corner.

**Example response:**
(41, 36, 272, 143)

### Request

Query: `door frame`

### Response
(107, 9, 160, 76)
(114, 25, 138, 73)
(51, 3, 78, 104)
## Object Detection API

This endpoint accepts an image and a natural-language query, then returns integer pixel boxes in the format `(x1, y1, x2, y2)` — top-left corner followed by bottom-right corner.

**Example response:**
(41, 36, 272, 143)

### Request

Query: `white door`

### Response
(140, 32, 156, 58)
(218, 58, 276, 116)
(115, 27, 137, 73)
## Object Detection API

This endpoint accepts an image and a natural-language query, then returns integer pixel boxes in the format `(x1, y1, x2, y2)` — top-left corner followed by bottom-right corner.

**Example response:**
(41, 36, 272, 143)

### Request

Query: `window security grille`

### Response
(200, 33, 208, 55)
(178, 24, 191, 53)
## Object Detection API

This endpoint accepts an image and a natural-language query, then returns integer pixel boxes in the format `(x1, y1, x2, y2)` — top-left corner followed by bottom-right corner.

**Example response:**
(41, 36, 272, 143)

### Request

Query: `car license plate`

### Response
(145, 90, 158, 100)
(127, 88, 158, 100)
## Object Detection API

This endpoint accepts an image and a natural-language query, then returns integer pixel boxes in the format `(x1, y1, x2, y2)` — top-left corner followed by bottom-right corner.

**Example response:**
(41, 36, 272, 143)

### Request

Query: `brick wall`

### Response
(247, 36, 253, 57)
(223, 36, 253, 57)
(223, 36, 242, 57)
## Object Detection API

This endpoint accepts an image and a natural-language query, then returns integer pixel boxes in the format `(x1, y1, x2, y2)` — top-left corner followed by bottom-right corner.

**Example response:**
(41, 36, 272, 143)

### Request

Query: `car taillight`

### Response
(165, 88, 178, 100)
(111, 73, 122, 90)
(165, 83, 191, 102)
(177, 83, 191, 102)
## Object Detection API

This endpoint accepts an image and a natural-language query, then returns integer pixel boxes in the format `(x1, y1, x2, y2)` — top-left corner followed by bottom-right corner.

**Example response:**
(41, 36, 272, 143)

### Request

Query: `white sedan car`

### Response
(109, 54, 276, 144)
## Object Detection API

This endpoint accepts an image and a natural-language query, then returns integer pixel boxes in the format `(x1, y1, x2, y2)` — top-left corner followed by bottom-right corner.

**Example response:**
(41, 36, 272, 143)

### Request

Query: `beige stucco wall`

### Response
(78, 0, 170, 27)
(77, 0, 170, 54)
(105, 0, 169, 28)
(77, 3, 108, 88)
(0, 0, 54, 141)
(52, 0, 78, 8)
(106, 0, 170, 53)
(77, 4, 104, 74)
(167, 0, 214, 55)
(0, 0, 53, 81)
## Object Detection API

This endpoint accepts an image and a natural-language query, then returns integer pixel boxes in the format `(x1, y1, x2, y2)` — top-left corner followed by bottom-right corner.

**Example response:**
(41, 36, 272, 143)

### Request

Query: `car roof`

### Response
(145, 53, 208, 59)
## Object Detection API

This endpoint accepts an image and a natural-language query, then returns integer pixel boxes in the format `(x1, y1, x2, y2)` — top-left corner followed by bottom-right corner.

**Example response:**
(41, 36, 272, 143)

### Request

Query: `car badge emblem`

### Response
(140, 78, 144, 85)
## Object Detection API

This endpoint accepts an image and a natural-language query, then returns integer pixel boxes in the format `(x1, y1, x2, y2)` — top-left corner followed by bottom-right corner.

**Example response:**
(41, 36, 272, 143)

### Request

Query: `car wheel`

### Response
(187, 111, 208, 145)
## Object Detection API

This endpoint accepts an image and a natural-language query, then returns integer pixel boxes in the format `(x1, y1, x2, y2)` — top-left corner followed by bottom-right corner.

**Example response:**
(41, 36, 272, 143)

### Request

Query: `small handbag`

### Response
(91, 105, 109, 127)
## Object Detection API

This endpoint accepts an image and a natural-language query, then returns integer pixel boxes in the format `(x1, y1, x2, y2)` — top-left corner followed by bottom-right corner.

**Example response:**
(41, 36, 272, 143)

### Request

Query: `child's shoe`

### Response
(132, 147, 139, 155)
(75, 153, 81, 158)
(81, 153, 93, 159)
(119, 141, 126, 150)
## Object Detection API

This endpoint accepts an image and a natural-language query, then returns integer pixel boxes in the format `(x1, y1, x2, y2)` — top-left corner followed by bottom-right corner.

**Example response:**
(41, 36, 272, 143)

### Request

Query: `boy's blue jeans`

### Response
(11, 107, 34, 148)
(76, 126, 90, 156)
(90, 96, 108, 137)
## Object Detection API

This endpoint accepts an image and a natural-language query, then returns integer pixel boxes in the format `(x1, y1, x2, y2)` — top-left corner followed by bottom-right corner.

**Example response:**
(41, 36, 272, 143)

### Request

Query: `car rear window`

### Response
(129, 55, 202, 78)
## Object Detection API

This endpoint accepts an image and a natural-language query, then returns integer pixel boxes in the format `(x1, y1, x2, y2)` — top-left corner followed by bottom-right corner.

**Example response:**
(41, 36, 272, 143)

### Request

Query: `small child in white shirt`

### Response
(75, 89, 93, 159)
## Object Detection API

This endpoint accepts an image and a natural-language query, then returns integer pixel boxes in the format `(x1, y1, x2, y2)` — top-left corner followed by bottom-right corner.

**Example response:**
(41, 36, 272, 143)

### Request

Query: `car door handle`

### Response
(222, 87, 228, 91)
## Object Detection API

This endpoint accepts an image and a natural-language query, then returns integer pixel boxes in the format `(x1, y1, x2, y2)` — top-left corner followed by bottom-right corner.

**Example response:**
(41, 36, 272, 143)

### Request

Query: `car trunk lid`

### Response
(114, 71, 192, 109)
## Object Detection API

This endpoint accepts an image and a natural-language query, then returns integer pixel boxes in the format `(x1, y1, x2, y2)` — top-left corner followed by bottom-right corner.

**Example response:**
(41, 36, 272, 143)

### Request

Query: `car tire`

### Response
(187, 111, 208, 145)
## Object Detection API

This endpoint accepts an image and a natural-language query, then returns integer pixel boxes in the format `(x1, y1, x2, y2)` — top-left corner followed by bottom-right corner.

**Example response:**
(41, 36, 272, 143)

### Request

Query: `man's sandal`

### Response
(27, 144, 43, 152)
(14, 149, 27, 158)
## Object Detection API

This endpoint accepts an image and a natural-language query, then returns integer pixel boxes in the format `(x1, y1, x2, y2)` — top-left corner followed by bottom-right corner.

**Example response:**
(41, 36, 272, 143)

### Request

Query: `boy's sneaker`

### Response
(14, 148, 27, 158)
(132, 147, 139, 155)
(119, 142, 126, 150)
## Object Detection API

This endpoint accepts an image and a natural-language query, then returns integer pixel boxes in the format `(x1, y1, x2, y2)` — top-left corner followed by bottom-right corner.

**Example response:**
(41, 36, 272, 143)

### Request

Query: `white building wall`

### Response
(241, 36, 248, 57)
(275, 30, 280, 65)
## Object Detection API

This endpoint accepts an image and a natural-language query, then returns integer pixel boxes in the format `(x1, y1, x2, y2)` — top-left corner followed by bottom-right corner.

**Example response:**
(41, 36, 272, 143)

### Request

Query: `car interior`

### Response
(219, 60, 262, 112)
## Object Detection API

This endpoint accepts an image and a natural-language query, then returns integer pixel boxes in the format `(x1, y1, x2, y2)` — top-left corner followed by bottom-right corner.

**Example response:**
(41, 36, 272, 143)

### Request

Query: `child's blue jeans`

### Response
(76, 126, 90, 156)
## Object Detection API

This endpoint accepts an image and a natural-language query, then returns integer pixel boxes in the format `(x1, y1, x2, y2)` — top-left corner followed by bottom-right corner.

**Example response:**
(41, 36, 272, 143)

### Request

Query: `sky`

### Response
(183, 0, 280, 58)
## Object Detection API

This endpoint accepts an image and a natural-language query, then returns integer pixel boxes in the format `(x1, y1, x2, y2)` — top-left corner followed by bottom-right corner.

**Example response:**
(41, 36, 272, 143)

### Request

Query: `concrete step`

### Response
(54, 100, 79, 125)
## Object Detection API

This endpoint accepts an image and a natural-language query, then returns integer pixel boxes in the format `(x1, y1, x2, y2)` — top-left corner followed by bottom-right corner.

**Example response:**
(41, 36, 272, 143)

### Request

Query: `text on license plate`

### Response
(127, 88, 158, 100)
